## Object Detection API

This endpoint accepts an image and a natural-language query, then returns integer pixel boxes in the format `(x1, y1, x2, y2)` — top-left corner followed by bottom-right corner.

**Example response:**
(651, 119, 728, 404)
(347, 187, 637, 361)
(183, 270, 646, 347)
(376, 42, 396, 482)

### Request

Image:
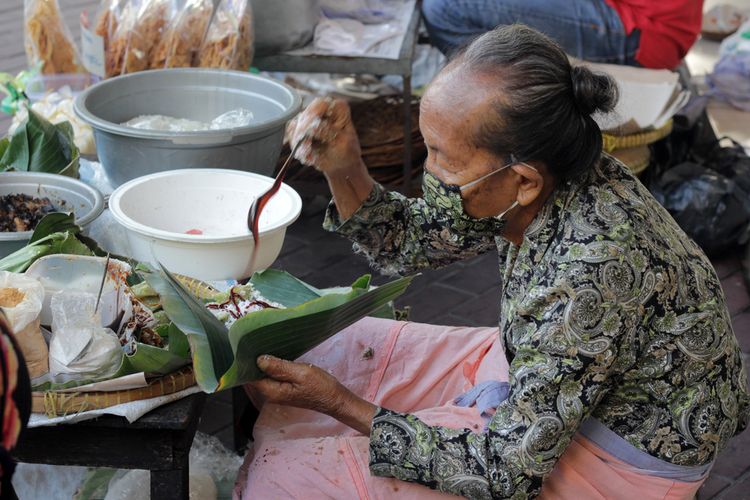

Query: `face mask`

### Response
(421, 157, 532, 233)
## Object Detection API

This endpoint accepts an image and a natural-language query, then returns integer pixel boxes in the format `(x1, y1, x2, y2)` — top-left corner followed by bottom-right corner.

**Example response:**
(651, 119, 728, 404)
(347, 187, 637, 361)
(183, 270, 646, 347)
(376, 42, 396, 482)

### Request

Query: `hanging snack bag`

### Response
(93, 0, 119, 76)
(197, 0, 254, 70)
(96, 0, 137, 77)
(152, 0, 215, 69)
(122, 0, 170, 74)
(24, 0, 85, 74)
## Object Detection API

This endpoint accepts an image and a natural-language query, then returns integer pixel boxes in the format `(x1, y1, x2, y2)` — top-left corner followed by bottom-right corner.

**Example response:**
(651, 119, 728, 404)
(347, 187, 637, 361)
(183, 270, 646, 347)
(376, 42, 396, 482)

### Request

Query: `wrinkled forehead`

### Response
(420, 63, 507, 144)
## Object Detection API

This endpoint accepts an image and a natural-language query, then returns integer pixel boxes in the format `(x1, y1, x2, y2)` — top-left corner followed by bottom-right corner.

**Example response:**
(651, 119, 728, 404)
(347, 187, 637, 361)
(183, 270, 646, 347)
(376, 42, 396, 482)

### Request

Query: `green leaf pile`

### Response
(0, 108, 79, 178)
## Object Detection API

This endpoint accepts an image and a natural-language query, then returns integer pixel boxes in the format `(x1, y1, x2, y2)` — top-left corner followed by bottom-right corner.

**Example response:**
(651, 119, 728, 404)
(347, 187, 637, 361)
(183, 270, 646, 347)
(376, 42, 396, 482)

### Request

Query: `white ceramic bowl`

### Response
(108, 169, 302, 281)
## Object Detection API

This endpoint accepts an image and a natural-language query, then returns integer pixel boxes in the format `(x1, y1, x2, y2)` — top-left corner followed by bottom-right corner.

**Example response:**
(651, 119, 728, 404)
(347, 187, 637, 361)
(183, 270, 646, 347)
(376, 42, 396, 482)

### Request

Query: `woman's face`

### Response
(419, 66, 521, 219)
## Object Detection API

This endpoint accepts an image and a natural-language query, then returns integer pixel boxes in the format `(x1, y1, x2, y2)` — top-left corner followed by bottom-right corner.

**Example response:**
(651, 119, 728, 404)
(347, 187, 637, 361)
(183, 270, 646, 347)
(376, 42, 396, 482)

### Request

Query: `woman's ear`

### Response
(511, 162, 546, 206)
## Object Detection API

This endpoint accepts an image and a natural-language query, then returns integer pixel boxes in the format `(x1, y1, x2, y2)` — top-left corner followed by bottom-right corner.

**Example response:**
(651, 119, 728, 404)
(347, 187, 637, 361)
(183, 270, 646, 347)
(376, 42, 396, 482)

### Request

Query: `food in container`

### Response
(24, 0, 85, 74)
(197, 0, 254, 70)
(151, 0, 215, 68)
(73, 69, 301, 185)
(0, 194, 55, 232)
(122, 0, 171, 74)
(121, 108, 254, 131)
(0, 174, 105, 259)
(94, 0, 123, 77)
(98, 0, 138, 76)
(0, 271, 48, 379)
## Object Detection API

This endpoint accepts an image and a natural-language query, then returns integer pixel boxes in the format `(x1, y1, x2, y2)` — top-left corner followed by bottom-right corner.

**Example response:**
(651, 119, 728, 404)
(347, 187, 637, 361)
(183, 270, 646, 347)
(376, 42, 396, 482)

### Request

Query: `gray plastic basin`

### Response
(74, 69, 301, 187)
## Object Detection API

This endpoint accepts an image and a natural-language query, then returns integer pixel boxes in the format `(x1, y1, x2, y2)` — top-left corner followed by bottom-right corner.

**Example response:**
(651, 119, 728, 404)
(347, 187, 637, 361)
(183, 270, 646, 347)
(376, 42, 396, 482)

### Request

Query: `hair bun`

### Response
(570, 65, 618, 115)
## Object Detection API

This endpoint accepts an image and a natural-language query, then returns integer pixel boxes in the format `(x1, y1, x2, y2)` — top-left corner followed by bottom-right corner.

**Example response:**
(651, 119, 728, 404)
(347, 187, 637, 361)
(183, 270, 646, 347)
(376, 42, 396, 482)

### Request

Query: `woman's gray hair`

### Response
(455, 24, 619, 180)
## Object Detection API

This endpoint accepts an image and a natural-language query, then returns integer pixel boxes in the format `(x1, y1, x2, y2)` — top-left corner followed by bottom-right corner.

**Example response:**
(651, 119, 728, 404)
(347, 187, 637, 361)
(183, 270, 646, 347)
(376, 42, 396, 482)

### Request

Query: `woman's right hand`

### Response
(288, 97, 363, 177)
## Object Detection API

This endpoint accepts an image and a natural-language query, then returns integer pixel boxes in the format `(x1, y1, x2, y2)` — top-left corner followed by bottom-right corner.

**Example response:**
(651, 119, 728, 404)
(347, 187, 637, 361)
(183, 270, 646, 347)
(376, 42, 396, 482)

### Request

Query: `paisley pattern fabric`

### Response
(323, 154, 750, 499)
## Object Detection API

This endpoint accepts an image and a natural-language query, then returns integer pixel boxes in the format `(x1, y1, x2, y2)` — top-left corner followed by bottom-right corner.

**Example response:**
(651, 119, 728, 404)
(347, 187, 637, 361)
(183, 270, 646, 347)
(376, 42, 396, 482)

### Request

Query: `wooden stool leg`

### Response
(151, 466, 189, 500)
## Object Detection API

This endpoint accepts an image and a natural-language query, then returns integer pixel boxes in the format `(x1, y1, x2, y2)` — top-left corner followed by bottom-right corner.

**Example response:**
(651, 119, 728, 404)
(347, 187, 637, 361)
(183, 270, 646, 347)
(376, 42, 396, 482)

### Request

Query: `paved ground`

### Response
(3, 1, 750, 498)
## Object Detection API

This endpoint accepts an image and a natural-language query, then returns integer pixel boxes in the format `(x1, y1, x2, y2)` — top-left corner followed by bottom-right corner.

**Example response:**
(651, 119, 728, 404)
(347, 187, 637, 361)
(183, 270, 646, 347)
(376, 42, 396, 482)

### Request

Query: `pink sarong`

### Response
(234, 317, 706, 499)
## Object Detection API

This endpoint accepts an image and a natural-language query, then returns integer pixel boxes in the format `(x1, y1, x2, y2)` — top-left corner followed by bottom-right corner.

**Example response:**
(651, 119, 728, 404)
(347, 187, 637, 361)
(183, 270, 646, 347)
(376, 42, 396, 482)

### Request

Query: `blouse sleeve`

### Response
(323, 183, 503, 276)
(368, 257, 633, 498)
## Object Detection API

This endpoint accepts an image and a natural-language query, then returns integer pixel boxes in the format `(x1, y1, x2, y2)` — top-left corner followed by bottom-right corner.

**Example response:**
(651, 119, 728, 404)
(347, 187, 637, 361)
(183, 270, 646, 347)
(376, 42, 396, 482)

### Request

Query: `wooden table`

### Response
(14, 393, 207, 500)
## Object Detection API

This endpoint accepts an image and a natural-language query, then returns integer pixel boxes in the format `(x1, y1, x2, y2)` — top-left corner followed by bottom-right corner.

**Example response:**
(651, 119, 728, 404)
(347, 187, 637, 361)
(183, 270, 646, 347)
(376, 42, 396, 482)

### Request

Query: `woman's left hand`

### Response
(249, 355, 377, 434)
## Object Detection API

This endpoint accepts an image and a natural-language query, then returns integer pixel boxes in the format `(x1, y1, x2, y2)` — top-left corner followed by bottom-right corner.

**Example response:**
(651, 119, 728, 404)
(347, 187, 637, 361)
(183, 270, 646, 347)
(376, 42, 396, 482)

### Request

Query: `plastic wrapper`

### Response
(123, 0, 171, 74)
(650, 140, 750, 255)
(152, 0, 215, 68)
(197, 0, 254, 70)
(0, 271, 48, 379)
(71, 432, 241, 499)
(121, 108, 254, 131)
(95, 0, 136, 77)
(96, 0, 169, 76)
(48, 290, 123, 379)
(24, 0, 85, 74)
(707, 20, 750, 112)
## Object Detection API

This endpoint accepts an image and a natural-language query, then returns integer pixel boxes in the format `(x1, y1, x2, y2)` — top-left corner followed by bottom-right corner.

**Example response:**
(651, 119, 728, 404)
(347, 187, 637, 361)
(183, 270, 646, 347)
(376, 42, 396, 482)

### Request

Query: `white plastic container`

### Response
(108, 169, 302, 281)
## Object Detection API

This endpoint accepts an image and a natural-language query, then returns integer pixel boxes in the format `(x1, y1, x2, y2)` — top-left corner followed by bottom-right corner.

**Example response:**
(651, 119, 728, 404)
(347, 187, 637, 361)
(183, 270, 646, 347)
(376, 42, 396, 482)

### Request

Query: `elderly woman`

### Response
(236, 25, 749, 499)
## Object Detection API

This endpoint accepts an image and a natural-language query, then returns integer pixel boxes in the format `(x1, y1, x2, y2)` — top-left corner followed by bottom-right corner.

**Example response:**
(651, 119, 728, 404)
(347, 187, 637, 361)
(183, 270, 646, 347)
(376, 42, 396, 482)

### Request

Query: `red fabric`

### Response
(604, 0, 704, 69)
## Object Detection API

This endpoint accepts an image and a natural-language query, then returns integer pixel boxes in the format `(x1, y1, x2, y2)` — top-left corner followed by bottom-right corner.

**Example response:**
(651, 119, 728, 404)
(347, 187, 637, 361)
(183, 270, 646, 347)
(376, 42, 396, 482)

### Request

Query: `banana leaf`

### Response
(142, 265, 414, 392)
(0, 231, 91, 273)
(0, 109, 79, 178)
(250, 269, 395, 318)
(0, 213, 131, 273)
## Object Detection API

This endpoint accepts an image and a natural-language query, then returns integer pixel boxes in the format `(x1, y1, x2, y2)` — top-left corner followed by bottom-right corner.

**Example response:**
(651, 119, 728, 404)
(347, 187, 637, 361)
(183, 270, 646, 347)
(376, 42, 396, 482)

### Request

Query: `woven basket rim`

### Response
(32, 367, 196, 416)
(602, 119, 673, 153)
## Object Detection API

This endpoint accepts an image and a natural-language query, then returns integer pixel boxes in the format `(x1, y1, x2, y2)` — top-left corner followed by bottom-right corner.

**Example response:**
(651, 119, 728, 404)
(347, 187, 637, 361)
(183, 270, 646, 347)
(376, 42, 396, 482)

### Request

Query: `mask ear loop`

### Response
(458, 154, 519, 193)
(493, 156, 539, 221)
(495, 200, 519, 221)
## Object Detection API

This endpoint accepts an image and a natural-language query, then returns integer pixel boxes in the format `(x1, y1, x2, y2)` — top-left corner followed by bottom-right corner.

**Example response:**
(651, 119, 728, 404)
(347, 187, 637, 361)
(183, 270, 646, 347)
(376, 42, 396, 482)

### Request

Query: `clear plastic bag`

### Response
(152, 0, 216, 69)
(197, 0, 254, 70)
(96, 0, 170, 76)
(0, 271, 48, 379)
(70, 432, 242, 499)
(24, 0, 85, 74)
(147, 0, 182, 69)
(48, 290, 123, 379)
(95, 0, 136, 77)
(123, 0, 171, 74)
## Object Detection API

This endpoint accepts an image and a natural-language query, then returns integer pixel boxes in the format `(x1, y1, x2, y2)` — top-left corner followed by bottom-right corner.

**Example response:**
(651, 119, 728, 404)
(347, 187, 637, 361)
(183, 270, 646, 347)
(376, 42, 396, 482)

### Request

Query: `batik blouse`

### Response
(323, 154, 750, 499)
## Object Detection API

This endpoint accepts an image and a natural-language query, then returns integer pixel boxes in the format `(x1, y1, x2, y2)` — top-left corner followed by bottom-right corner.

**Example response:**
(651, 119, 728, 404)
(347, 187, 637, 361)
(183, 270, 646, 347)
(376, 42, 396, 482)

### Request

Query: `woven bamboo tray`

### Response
(31, 276, 217, 417)
(32, 366, 196, 416)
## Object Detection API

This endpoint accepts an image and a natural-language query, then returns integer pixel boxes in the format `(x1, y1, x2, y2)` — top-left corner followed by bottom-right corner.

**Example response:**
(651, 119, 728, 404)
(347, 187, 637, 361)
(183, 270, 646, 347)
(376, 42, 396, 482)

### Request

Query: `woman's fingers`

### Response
(257, 355, 310, 383)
